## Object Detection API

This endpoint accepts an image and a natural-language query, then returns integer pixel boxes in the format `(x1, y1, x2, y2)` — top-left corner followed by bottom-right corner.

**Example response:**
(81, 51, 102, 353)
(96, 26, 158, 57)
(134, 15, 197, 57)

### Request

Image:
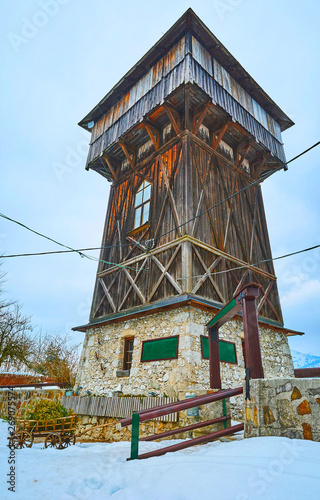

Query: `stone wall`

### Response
(76, 306, 294, 419)
(0, 389, 65, 419)
(76, 397, 229, 442)
(244, 378, 320, 441)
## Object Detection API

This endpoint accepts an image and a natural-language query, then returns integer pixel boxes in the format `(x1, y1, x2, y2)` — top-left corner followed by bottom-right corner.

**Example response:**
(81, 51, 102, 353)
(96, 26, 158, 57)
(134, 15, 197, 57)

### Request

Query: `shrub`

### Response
(25, 398, 73, 421)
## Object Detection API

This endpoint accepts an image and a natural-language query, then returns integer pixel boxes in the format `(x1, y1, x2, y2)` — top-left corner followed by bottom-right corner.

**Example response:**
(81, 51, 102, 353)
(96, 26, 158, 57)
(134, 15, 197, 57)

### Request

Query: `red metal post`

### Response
(242, 285, 264, 379)
(209, 327, 221, 389)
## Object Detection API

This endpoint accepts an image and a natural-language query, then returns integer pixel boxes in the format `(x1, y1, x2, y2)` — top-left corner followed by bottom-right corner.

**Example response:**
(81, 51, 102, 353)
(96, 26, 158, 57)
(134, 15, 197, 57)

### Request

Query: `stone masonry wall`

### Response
(76, 306, 294, 420)
(76, 397, 228, 442)
(244, 378, 320, 441)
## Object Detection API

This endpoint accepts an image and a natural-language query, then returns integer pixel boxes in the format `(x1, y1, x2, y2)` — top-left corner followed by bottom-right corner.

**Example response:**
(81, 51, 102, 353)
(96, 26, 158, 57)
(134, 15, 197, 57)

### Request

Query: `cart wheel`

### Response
(60, 433, 76, 449)
(9, 431, 33, 449)
(45, 433, 62, 449)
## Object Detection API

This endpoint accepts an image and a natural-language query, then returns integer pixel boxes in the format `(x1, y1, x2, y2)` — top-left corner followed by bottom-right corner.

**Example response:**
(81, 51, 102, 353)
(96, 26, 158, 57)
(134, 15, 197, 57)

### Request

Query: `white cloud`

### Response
(281, 278, 320, 308)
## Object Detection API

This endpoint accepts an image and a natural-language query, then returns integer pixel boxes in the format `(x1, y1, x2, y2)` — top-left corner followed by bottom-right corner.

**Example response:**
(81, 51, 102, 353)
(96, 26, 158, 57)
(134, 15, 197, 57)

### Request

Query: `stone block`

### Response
(276, 382, 292, 395)
(308, 388, 320, 396)
(277, 399, 299, 428)
(302, 423, 313, 440)
(291, 386, 302, 400)
(263, 405, 275, 425)
(297, 399, 311, 415)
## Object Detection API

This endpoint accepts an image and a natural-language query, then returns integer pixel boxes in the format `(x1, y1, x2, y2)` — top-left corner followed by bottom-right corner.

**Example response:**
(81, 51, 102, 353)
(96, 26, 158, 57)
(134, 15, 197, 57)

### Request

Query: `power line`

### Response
(1, 140, 319, 263)
(0, 245, 130, 259)
(154, 140, 320, 242)
(177, 243, 320, 281)
(0, 213, 134, 270)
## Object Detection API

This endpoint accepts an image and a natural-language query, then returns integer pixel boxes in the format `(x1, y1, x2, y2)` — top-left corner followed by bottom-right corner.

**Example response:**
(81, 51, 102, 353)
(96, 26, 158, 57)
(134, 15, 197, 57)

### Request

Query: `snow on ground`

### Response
(1, 420, 320, 500)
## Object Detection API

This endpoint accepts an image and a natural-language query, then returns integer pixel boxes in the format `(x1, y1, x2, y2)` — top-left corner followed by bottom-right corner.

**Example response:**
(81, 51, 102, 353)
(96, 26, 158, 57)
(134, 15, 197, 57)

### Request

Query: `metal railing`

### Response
(121, 386, 244, 460)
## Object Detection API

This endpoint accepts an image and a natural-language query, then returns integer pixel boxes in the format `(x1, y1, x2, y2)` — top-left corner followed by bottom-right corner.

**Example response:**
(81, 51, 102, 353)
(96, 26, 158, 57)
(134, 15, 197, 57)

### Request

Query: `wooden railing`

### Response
(294, 368, 320, 378)
(121, 387, 244, 460)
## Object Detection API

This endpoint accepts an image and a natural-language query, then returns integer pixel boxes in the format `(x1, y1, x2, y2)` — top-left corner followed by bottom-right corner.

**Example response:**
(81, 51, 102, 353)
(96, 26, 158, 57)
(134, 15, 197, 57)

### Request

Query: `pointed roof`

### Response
(79, 8, 293, 132)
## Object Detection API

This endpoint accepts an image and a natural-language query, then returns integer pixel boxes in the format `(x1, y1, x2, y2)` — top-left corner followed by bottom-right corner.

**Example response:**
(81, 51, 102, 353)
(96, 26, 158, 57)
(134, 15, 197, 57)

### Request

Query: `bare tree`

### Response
(0, 300, 35, 371)
(30, 333, 80, 387)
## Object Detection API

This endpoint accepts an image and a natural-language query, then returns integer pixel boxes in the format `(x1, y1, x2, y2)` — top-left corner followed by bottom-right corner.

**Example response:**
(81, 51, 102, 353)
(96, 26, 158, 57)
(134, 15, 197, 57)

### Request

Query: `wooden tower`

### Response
(74, 10, 296, 399)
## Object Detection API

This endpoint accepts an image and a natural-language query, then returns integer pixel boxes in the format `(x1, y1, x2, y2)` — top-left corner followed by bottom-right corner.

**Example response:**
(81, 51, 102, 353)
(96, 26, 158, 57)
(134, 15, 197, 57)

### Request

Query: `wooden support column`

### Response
(241, 285, 264, 379)
(184, 84, 191, 131)
(181, 240, 193, 293)
(208, 327, 221, 389)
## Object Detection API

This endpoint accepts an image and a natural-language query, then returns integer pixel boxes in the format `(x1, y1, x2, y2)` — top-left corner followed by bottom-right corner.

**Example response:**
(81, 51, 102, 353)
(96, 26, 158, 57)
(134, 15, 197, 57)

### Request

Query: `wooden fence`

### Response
(61, 395, 178, 422)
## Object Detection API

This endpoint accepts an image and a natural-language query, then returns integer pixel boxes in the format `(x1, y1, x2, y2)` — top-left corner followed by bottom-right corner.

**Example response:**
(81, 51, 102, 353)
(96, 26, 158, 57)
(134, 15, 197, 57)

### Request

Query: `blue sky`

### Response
(1, 0, 320, 356)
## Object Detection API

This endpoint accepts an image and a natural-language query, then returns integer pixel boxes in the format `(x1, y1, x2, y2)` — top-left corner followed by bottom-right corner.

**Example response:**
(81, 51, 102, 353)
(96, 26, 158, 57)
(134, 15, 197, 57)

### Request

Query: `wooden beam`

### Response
(119, 258, 148, 310)
(184, 84, 191, 131)
(232, 269, 250, 297)
(209, 327, 221, 389)
(192, 101, 211, 136)
(253, 155, 267, 180)
(144, 121, 160, 150)
(158, 155, 182, 236)
(148, 245, 181, 301)
(102, 153, 119, 181)
(97, 234, 277, 282)
(99, 278, 117, 313)
(212, 121, 230, 150)
(122, 267, 146, 304)
(128, 234, 182, 295)
(163, 103, 181, 135)
(242, 286, 264, 379)
(119, 140, 136, 171)
(192, 247, 224, 302)
(236, 143, 252, 168)
(257, 281, 274, 313)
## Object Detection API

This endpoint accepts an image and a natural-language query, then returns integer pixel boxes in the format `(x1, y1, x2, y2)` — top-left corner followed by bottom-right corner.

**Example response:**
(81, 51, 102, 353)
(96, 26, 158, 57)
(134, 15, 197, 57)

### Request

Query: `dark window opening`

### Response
(123, 337, 134, 371)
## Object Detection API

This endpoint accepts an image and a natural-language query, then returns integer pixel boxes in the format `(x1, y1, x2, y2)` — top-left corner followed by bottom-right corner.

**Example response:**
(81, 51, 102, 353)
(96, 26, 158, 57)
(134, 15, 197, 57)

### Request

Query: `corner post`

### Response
(242, 286, 264, 379)
(208, 327, 221, 389)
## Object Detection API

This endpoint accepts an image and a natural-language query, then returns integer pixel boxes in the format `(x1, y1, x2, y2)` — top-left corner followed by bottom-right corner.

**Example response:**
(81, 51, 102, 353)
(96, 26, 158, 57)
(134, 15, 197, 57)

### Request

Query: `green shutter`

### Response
(201, 337, 237, 364)
(219, 340, 237, 363)
(141, 336, 178, 362)
(202, 336, 210, 359)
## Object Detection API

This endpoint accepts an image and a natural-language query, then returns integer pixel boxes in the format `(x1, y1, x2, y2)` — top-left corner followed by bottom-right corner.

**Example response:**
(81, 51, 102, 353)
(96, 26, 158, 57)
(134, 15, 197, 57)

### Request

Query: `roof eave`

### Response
(78, 8, 294, 132)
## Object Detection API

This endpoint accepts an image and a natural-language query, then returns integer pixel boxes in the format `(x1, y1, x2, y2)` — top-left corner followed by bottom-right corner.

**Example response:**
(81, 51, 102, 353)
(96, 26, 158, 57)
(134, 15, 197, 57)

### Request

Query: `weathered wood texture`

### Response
(90, 132, 282, 325)
(61, 395, 178, 422)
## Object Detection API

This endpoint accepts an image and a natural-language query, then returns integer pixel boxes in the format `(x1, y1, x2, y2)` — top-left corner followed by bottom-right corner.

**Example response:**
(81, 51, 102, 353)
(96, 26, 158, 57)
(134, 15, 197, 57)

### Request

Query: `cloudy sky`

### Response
(1, 0, 320, 356)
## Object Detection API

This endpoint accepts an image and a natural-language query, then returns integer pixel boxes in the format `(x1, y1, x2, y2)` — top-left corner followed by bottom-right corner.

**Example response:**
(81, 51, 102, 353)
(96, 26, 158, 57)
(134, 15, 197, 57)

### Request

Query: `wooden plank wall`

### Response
(61, 395, 178, 422)
(90, 134, 283, 324)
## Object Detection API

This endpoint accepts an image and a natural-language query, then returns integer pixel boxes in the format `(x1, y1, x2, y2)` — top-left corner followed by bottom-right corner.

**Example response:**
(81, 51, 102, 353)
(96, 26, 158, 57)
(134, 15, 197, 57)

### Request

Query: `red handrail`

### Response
(132, 423, 244, 460)
(140, 414, 230, 441)
(121, 386, 243, 427)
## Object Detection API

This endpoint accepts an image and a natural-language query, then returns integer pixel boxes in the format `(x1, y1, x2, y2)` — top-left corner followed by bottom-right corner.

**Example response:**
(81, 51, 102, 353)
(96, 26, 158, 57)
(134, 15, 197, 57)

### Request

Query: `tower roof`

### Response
(79, 8, 293, 133)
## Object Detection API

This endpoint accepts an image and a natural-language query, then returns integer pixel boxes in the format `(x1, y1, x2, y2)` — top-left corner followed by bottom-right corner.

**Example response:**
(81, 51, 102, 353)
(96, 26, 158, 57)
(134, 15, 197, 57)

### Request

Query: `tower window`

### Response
(123, 337, 134, 371)
(134, 181, 151, 228)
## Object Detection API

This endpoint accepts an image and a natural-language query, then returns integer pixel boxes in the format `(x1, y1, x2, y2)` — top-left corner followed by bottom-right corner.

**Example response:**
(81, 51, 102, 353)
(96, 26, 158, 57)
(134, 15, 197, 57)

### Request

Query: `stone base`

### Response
(76, 305, 294, 421)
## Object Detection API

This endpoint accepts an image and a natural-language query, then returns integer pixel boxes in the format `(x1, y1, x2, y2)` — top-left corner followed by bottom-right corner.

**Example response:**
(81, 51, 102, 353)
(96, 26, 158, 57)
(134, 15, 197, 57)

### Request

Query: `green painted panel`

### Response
(208, 298, 237, 328)
(201, 337, 237, 364)
(202, 336, 209, 359)
(219, 341, 237, 363)
(141, 336, 178, 361)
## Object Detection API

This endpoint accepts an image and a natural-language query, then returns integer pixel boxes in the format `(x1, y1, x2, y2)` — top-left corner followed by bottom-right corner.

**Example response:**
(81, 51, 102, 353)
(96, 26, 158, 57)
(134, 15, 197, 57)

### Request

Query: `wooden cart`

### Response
(8, 415, 77, 450)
